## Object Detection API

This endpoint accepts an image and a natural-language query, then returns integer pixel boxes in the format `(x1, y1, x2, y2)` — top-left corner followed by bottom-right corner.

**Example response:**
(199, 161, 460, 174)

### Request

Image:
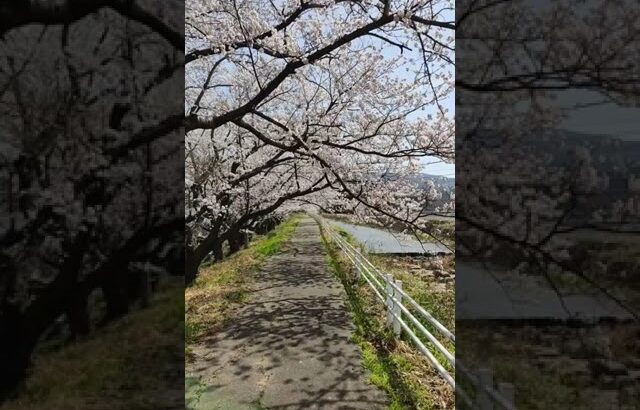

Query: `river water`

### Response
(325, 219, 635, 319)
(326, 219, 451, 255)
(457, 261, 635, 320)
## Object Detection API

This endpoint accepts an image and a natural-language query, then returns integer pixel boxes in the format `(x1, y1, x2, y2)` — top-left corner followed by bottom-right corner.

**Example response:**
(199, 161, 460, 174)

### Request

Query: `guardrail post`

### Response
(392, 280, 402, 336)
(353, 253, 361, 280)
(497, 382, 514, 408)
(477, 368, 494, 410)
(385, 274, 393, 327)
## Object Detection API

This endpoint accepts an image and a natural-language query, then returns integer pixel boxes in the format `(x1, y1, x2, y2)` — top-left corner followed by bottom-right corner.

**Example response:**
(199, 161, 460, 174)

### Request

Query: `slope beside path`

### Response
(186, 217, 388, 410)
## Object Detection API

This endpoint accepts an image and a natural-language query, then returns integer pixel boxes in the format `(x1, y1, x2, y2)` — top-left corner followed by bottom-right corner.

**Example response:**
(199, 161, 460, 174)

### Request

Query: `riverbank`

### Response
(321, 213, 454, 249)
(458, 320, 640, 409)
(321, 226, 455, 409)
(325, 218, 452, 255)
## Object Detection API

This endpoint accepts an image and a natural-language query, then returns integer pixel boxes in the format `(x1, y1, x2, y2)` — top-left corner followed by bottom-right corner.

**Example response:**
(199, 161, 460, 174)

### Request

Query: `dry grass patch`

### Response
(185, 251, 258, 345)
(371, 255, 455, 333)
(0, 282, 184, 410)
(185, 215, 301, 355)
(371, 256, 455, 408)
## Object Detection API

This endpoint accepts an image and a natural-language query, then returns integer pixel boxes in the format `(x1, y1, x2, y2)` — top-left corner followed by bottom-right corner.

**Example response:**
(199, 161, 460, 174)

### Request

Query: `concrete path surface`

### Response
(186, 217, 388, 410)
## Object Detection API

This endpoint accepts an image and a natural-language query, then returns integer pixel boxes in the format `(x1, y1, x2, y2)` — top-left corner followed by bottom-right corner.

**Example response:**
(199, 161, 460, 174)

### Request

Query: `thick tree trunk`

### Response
(229, 238, 239, 254)
(0, 223, 180, 397)
(185, 249, 200, 286)
(228, 228, 242, 254)
(67, 292, 90, 337)
(167, 245, 184, 276)
(212, 239, 223, 261)
(186, 232, 226, 285)
(0, 315, 32, 400)
(102, 276, 129, 321)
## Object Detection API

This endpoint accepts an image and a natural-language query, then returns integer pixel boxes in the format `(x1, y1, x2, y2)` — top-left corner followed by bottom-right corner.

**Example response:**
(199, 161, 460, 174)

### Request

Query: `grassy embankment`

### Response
(462, 237, 639, 409)
(416, 219, 455, 249)
(320, 227, 455, 410)
(0, 279, 184, 410)
(185, 214, 301, 354)
(322, 212, 454, 248)
(1, 216, 302, 410)
(456, 321, 640, 409)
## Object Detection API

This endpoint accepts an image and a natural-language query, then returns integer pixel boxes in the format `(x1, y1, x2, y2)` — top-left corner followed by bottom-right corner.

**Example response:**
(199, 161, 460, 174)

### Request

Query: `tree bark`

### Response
(185, 247, 200, 286)
(102, 277, 129, 321)
(228, 228, 242, 254)
(67, 292, 90, 338)
(0, 312, 31, 399)
(212, 239, 223, 261)
(185, 231, 227, 285)
(229, 236, 240, 254)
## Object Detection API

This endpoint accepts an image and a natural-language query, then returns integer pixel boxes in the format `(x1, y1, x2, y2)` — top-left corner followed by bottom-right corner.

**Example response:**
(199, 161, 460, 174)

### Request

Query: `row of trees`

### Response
(0, 2, 183, 396)
(185, 0, 456, 283)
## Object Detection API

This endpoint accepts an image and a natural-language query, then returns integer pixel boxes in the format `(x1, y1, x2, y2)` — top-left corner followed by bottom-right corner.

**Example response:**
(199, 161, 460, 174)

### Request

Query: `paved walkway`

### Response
(186, 217, 388, 410)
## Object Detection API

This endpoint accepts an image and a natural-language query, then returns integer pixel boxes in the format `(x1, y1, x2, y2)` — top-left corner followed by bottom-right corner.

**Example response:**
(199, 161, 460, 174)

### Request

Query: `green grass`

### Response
(336, 228, 455, 372)
(369, 254, 455, 368)
(185, 214, 302, 349)
(254, 217, 301, 257)
(412, 218, 455, 250)
(249, 398, 270, 410)
(1, 281, 184, 410)
(545, 270, 592, 292)
(321, 228, 451, 409)
(185, 376, 208, 410)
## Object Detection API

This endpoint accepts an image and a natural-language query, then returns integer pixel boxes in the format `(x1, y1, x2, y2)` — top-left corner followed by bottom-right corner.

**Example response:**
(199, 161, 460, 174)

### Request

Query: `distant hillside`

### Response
(420, 173, 455, 188)
(380, 172, 454, 214)
(465, 129, 640, 223)
(388, 172, 454, 188)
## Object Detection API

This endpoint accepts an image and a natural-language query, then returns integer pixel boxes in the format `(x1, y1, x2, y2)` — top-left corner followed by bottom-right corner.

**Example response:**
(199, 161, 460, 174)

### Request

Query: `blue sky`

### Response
(420, 90, 454, 177)
(422, 5, 455, 178)
(422, 156, 454, 177)
(374, 18, 455, 179)
(421, 89, 454, 178)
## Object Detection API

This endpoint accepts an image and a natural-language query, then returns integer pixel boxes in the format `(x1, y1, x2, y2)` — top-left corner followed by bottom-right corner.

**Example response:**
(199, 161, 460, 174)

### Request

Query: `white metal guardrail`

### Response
(315, 215, 517, 410)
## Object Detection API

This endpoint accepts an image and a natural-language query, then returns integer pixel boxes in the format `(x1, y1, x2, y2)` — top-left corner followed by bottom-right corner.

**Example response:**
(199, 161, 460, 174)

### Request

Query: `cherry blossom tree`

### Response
(456, 0, 640, 316)
(0, 2, 183, 395)
(185, 0, 456, 282)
